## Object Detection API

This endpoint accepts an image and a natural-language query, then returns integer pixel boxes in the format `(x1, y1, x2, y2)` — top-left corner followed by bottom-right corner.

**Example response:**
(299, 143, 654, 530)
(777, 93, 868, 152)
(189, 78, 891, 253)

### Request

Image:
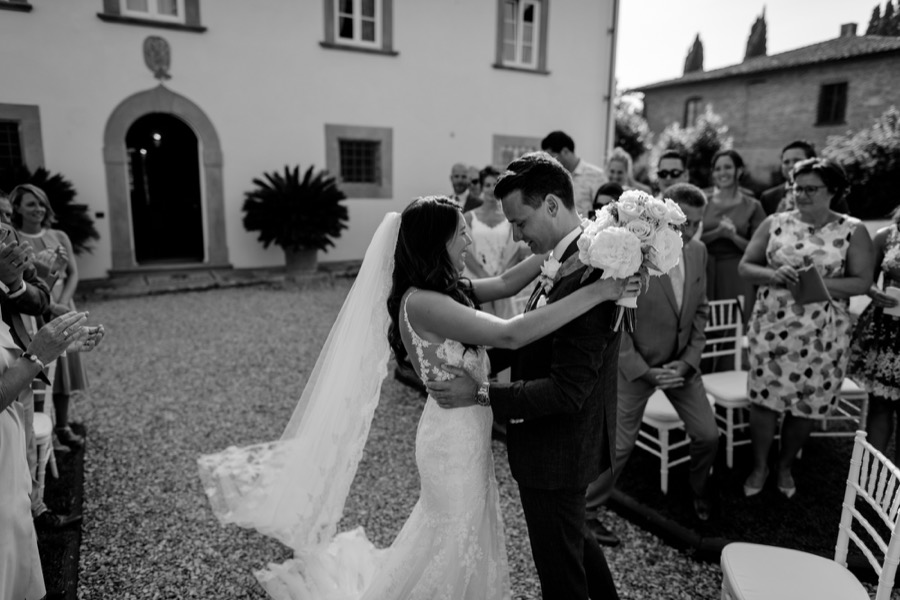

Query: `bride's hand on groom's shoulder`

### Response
(426, 365, 478, 409)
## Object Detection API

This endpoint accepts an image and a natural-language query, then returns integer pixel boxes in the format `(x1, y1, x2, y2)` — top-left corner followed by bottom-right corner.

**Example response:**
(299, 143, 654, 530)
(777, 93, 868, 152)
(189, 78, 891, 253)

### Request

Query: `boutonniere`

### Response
(538, 257, 561, 293)
(535, 295, 548, 309)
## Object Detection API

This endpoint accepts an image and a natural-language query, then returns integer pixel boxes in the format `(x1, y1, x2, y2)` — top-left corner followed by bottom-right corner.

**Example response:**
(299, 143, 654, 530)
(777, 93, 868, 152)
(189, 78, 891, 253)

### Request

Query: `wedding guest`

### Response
(463, 166, 529, 318)
(739, 158, 873, 498)
(541, 130, 606, 218)
(606, 147, 651, 194)
(759, 140, 816, 215)
(701, 150, 766, 319)
(11, 184, 88, 450)
(448, 162, 482, 212)
(0, 310, 102, 600)
(585, 184, 719, 545)
(591, 182, 623, 218)
(0, 192, 13, 224)
(655, 150, 690, 196)
(848, 206, 900, 463)
(467, 165, 483, 204)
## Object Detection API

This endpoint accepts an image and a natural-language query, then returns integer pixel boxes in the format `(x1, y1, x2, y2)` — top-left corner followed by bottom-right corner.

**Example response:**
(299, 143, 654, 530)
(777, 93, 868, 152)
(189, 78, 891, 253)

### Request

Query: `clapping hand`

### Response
(0, 235, 31, 287)
(27, 311, 91, 365)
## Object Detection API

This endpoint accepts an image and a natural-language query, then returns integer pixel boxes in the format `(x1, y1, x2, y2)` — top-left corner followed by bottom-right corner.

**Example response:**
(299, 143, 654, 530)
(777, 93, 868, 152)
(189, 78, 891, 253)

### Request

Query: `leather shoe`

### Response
(693, 496, 711, 522)
(586, 517, 620, 547)
(55, 426, 85, 449)
(34, 509, 82, 531)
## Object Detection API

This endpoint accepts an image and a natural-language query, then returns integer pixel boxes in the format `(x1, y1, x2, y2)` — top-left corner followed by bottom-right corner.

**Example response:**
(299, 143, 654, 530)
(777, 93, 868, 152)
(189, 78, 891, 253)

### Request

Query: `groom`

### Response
(428, 152, 622, 599)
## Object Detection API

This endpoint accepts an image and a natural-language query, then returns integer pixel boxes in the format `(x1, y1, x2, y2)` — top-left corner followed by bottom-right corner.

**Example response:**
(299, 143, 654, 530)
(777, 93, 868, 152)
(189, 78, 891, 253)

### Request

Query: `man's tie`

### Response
(670, 253, 685, 312)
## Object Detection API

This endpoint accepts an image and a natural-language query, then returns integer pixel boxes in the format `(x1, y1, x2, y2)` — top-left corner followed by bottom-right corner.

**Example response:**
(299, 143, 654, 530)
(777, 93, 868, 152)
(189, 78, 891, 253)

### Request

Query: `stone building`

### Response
(638, 23, 900, 185)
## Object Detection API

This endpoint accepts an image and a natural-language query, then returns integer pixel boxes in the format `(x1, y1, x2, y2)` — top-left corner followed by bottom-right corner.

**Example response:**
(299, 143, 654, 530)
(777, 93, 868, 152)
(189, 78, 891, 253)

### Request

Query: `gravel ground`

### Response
(76, 281, 725, 599)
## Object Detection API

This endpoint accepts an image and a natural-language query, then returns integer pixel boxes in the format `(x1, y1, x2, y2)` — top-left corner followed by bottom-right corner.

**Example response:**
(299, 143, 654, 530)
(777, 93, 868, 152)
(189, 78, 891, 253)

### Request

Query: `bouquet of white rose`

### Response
(577, 190, 687, 330)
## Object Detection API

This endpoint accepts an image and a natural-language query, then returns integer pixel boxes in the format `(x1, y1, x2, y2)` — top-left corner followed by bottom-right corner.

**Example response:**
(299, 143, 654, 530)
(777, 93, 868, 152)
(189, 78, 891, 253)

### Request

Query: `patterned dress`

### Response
(849, 224, 900, 401)
(747, 212, 859, 417)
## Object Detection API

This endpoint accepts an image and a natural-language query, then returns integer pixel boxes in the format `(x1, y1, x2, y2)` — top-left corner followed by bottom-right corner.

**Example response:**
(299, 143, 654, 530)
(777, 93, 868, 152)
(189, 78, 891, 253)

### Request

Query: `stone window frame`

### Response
(492, 134, 542, 168)
(0, 0, 33, 13)
(816, 81, 848, 126)
(97, 0, 206, 33)
(0, 103, 44, 173)
(325, 124, 393, 199)
(683, 96, 702, 127)
(320, 0, 397, 57)
(493, 0, 550, 75)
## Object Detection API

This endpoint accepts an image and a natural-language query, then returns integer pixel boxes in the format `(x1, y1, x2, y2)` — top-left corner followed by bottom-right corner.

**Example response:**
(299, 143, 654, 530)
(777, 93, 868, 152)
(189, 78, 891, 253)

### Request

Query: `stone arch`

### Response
(103, 85, 229, 271)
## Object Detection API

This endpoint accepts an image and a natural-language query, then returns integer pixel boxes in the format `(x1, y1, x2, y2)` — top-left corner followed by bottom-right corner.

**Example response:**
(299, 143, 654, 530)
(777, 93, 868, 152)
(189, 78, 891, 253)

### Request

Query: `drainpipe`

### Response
(603, 0, 620, 164)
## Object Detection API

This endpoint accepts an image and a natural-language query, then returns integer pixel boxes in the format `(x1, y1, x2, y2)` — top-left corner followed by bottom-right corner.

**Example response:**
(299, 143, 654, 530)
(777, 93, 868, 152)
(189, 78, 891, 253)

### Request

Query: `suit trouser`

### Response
(519, 485, 619, 600)
(585, 373, 719, 514)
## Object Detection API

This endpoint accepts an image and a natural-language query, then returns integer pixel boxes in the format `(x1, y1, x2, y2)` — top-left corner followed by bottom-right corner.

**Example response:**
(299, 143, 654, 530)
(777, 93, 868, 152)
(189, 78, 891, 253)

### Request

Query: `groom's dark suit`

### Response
(489, 235, 620, 599)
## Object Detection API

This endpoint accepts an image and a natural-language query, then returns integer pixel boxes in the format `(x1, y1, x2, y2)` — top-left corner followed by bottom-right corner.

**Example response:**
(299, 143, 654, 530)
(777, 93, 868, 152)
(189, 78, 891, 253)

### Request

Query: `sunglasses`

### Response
(657, 169, 684, 179)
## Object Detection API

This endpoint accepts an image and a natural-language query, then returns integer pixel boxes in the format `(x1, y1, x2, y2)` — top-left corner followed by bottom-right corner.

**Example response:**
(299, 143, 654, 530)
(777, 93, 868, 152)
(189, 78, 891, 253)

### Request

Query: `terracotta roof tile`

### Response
(637, 35, 900, 91)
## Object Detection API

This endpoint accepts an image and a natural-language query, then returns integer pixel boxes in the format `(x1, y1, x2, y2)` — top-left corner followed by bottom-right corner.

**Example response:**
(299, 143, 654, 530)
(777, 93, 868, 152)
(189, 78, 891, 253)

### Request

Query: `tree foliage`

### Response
(867, 1, 900, 35)
(0, 165, 99, 255)
(649, 106, 733, 189)
(684, 34, 704, 74)
(242, 165, 349, 253)
(823, 106, 900, 219)
(614, 92, 652, 162)
(744, 11, 767, 60)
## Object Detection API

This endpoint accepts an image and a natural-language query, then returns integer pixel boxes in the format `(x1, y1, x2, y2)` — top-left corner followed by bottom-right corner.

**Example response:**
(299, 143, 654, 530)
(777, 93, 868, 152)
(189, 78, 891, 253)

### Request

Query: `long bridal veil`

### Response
(197, 213, 401, 564)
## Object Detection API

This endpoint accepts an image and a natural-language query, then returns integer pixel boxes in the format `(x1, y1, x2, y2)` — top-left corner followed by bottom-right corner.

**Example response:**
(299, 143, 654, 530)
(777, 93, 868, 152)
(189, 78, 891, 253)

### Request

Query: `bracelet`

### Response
(22, 352, 45, 370)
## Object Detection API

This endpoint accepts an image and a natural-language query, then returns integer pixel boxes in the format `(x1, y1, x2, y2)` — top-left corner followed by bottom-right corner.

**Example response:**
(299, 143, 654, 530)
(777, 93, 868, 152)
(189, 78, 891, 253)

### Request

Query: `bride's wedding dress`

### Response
(197, 214, 510, 600)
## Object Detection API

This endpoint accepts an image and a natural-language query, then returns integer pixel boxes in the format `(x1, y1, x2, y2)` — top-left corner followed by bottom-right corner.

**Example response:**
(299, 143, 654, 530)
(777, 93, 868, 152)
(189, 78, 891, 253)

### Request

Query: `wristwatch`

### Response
(475, 381, 491, 407)
(22, 352, 45, 369)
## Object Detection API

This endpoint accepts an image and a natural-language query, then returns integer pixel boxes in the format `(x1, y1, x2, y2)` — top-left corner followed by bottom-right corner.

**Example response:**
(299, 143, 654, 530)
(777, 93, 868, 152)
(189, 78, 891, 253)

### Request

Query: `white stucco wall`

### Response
(0, 0, 616, 280)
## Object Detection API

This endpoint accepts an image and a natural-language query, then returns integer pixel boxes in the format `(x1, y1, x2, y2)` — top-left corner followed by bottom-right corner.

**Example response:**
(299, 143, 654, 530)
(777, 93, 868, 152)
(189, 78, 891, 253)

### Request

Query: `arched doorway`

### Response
(126, 113, 204, 264)
(103, 85, 229, 272)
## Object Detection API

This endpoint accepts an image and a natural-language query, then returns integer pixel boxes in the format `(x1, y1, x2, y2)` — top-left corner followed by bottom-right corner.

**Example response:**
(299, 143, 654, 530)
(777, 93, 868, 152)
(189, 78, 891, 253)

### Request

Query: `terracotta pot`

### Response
(284, 247, 317, 274)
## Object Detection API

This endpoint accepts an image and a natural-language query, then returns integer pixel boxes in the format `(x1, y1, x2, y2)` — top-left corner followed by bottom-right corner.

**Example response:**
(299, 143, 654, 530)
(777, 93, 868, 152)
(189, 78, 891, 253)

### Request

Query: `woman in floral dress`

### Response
(738, 159, 874, 498)
(849, 206, 900, 463)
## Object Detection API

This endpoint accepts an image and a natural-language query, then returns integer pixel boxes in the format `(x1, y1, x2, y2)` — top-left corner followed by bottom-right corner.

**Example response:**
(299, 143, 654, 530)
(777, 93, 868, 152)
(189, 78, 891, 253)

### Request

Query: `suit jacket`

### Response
(461, 193, 483, 213)
(618, 239, 708, 389)
(0, 224, 52, 351)
(760, 184, 787, 216)
(489, 237, 620, 490)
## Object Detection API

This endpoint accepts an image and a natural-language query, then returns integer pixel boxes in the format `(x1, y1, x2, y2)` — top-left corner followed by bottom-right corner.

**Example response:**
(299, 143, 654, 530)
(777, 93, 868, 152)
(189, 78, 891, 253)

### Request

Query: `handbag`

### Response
(787, 265, 831, 305)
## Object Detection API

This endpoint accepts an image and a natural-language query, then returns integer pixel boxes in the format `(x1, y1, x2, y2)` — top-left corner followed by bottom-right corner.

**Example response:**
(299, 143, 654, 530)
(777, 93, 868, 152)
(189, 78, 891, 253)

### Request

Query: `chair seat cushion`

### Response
(644, 389, 717, 424)
(720, 542, 868, 600)
(33, 412, 53, 439)
(840, 378, 867, 399)
(702, 371, 749, 406)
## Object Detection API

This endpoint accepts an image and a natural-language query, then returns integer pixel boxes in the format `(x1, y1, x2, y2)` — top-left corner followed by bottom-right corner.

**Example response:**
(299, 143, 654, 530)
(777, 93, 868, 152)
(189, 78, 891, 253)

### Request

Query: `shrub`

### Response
(823, 106, 900, 219)
(614, 92, 652, 161)
(649, 106, 733, 189)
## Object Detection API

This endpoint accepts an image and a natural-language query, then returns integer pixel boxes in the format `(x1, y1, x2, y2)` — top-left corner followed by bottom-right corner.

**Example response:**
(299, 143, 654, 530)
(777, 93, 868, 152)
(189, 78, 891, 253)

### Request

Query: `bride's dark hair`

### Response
(387, 196, 477, 368)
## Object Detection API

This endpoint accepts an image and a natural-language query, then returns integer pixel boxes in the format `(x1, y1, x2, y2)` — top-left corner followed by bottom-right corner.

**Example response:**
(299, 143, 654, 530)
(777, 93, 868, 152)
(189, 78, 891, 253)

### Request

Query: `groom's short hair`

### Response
(494, 152, 575, 210)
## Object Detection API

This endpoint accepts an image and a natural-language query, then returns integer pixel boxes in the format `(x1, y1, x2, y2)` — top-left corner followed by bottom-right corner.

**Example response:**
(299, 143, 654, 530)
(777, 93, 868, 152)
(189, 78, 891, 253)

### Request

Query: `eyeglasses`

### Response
(791, 184, 828, 196)
(657, 169, 684, 179)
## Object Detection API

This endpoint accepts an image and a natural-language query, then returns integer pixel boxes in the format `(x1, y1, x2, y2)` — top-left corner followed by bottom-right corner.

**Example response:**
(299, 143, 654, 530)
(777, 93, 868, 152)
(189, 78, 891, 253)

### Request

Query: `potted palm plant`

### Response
(242, 165, 349, 274)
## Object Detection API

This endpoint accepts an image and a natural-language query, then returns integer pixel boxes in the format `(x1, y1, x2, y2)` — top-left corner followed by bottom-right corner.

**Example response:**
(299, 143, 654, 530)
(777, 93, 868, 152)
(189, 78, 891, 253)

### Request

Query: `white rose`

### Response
(616, 195, 644, 221)
(649, 227, 684, 274)
(541, 257, 561, 280)
(664, 198, 687, 226)
(592, 205, 616, 229)
(625, 219, 654, 242)
(645, 198, 670, 221)
(579, 226, 643, 279)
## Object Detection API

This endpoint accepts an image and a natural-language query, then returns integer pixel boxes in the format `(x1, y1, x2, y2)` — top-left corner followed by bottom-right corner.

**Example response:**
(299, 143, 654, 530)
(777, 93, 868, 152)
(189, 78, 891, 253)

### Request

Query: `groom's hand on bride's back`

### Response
(426, 365, 478, 409)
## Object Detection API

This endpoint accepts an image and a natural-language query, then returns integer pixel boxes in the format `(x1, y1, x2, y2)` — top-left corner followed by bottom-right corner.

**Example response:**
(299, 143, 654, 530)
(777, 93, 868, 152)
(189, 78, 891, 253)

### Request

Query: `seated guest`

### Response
(739, 158, 874, 498)
(760, 140, 816, 216)
(606, 147, 651, 194)
(591, 182, 623, 218)
(701, 150, 766, 321)
(585, 183, 720, 545)
(848, 205, 900, 464)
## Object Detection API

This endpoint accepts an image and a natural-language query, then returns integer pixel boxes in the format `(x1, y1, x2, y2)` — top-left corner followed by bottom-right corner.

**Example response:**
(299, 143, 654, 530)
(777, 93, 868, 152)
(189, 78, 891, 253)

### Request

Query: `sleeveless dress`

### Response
(849, 224, 900, 400)
(257, 289, 511, 599)
(0, 348, 45, 600)
(17, 228, 89, 396)
(465, 213, 522, 319)
(747, 212, 858, 417)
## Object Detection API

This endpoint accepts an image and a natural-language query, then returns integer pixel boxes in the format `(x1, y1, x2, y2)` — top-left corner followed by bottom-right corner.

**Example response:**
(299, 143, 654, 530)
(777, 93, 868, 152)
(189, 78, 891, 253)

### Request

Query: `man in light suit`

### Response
(585, 183, 720, 545)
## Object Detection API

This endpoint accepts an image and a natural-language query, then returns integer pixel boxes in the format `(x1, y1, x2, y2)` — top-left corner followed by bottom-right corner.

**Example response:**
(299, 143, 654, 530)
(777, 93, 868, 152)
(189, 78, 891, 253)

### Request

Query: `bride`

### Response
(198, 196, 639, 599)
